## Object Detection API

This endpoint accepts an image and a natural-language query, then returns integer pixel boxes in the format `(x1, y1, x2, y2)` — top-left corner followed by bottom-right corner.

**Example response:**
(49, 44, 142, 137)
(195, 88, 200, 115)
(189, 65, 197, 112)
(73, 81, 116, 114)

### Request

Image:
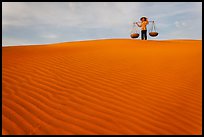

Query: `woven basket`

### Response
(130, 33, 139, 38)
(149, 32, 158, 37)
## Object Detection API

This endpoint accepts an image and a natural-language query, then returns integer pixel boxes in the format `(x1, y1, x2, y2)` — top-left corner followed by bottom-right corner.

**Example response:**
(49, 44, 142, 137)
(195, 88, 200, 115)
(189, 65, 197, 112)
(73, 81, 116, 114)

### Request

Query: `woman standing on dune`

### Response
(136, 17, 149, 40)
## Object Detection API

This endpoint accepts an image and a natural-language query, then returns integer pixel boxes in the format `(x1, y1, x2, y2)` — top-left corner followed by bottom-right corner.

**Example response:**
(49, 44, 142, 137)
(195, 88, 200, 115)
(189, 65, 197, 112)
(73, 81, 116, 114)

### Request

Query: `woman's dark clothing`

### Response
(141, 30, 147, 40)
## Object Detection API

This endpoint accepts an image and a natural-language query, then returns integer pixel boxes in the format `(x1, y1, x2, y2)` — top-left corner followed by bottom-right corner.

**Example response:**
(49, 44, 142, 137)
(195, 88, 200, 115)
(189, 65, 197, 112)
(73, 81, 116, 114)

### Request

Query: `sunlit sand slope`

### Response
(2, 39, 202, 135)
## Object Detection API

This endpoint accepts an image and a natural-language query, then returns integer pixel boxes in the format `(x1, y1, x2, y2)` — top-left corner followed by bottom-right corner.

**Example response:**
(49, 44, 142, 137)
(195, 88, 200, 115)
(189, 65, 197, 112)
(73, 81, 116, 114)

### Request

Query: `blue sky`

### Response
(2, 2, 202, 46)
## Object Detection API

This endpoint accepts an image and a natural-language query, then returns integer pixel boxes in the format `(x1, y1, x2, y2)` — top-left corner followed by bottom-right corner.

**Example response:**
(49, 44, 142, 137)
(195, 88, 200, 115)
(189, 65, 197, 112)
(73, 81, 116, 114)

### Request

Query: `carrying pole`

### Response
(135, 21, 154, 23)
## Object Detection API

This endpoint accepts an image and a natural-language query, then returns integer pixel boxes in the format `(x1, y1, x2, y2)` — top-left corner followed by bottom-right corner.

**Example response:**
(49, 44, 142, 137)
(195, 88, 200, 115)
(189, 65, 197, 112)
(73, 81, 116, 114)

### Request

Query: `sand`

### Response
(2, 39, 202, 135)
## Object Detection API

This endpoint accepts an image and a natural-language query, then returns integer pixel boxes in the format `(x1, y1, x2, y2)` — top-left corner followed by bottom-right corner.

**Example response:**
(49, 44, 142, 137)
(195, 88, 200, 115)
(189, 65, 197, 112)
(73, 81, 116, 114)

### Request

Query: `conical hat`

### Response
(140, 16, 147, 21)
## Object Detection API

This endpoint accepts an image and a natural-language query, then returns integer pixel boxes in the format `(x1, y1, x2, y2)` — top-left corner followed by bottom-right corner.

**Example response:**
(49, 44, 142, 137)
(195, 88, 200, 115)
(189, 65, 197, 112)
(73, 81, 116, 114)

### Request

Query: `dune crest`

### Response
(2, 39, 202, 135)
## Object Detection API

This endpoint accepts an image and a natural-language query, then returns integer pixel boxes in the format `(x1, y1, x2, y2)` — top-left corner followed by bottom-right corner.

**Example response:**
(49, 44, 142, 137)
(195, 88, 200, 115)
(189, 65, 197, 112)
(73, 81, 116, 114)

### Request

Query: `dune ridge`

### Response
(2, 39, 202, 135)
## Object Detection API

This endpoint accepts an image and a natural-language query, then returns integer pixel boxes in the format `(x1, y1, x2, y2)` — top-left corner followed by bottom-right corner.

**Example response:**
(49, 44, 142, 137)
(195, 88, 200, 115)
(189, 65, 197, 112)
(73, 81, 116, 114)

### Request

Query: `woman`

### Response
(136, 17, 149, 40)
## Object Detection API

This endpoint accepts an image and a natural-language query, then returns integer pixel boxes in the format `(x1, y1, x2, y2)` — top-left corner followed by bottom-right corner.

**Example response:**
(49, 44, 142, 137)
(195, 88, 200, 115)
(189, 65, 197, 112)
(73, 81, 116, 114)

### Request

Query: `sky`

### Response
(2, 2, 202, 46)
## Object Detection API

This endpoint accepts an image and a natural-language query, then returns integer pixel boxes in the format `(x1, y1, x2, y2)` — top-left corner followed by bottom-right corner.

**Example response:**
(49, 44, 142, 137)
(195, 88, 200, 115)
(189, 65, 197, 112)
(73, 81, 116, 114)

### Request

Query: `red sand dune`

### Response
(2, 39, 202, 135)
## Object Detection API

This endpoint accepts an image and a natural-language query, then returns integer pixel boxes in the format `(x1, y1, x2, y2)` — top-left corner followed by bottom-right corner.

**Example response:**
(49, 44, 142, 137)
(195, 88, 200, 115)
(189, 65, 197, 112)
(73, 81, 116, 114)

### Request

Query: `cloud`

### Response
(174, 21, 187, 28)
(41, 34, 58, 39)
(2, 2, 202, 46)
(2, 2, 142, 28)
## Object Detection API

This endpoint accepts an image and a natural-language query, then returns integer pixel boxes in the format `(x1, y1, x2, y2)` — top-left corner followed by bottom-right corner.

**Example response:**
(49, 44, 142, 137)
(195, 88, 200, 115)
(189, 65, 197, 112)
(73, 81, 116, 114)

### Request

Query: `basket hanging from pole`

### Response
(130, 23, 140, 39)
(149, 21, 159, 37)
